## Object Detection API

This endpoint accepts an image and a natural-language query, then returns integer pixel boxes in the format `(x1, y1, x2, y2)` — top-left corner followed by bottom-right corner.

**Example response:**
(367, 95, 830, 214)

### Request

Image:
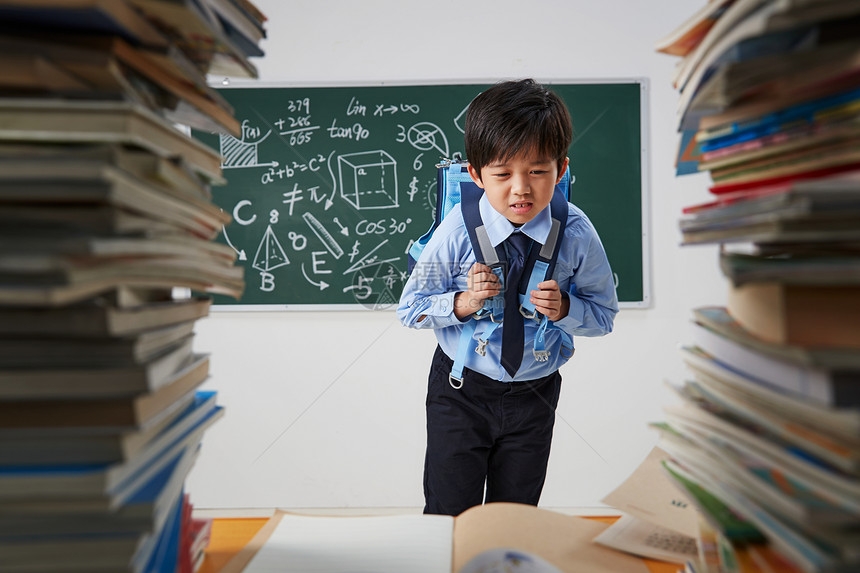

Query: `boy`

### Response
(397, 79, 618, 516)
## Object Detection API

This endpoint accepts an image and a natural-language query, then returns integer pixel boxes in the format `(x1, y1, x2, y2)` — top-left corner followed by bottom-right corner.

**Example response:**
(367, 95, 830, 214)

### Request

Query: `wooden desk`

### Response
(198, 518, 267, 573)
(198, 515, 679, 573)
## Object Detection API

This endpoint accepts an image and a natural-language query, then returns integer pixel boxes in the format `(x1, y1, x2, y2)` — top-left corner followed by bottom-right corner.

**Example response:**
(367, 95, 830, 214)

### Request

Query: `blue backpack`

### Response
(408, 156, 575, 387)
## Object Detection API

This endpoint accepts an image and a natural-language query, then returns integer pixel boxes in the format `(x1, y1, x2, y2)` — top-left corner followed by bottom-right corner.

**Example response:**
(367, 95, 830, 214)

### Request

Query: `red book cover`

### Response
(178, 493, 193, 573)
(708, 163, 860, 195)
(190, 517, 214, 572)
(682, 183, 792, 214)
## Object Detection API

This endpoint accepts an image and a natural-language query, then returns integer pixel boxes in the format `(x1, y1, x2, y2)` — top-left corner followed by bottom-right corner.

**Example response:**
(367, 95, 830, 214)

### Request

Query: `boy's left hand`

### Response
(530, 280, 570, 322)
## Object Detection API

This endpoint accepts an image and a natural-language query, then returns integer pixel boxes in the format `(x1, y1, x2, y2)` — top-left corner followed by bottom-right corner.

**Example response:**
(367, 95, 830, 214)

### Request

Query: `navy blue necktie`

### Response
(501, 232, 531, 377)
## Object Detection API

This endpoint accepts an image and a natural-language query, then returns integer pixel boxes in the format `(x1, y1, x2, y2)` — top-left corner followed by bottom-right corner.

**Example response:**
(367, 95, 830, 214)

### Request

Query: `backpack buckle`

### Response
(533, 349, 551, 362)
(473, 308, 491, 320)
(448, 373, 464, 389)
(520, 304, 538, 321)
(475, 338, 488, 357)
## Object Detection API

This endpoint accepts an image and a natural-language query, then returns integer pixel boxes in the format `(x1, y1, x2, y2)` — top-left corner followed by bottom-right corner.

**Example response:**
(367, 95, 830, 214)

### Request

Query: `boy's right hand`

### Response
(454, 263, 500, 320)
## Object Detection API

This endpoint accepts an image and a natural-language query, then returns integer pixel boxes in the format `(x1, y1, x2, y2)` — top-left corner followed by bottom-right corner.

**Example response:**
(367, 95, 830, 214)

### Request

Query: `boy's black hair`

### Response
(464, 79, 572, 179)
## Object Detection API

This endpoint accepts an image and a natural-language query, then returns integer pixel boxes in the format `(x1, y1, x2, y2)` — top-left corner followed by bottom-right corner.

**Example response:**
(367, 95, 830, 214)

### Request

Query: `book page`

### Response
(241, 512, 454, 573)
(452, 503, 649, 573)
(593, 513, 698, 564)
(601, 446, 699, 537)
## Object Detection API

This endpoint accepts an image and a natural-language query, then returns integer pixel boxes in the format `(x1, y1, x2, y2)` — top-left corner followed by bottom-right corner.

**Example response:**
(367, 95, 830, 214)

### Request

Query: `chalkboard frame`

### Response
(198, 78, 652, 311)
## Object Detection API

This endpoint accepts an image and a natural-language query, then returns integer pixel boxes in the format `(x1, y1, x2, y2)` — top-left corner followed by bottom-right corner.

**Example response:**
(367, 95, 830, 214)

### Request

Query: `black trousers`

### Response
(423, 345, 562, 516)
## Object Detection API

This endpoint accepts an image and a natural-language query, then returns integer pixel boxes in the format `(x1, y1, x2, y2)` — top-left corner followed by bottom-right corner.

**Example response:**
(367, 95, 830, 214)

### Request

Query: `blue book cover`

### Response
(0, 392, 222, 503)
(676, 128, 703, 176)
(702, 94, 860, 151)
(138, 487, 184, 573)
(699, 87, 860, 152)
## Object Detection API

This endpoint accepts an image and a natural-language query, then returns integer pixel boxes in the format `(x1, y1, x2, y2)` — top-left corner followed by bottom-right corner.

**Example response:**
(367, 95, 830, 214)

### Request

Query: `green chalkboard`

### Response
(192, 81, 648, 309)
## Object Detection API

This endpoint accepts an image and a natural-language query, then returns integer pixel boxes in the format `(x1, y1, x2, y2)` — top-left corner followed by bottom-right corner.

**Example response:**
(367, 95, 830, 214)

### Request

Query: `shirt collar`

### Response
(478, 193, 551, 247)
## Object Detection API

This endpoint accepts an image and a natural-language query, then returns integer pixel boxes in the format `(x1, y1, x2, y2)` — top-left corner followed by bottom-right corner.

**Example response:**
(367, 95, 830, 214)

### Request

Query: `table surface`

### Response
(197, 515, 680, 573)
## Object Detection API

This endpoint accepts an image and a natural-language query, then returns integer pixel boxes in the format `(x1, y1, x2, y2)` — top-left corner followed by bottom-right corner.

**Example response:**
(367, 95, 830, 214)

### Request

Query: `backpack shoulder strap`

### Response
(460, 180, 507, 268)
(522, 174, 574, 363)
(518, 173, 571, 319)
(461, 179, 507, 322)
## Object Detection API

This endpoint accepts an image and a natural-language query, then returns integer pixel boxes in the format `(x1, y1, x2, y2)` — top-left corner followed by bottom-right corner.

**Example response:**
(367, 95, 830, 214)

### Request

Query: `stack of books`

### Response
(0, 1, 265, 571)
(655, 1, 860, 572)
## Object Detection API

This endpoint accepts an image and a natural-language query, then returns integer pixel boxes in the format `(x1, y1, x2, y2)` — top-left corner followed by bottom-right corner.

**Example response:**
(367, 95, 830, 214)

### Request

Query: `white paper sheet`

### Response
(242, 513, 454, 573)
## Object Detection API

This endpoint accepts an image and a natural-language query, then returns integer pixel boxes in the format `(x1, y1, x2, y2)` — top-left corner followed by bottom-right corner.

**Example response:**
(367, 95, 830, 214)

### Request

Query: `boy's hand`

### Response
(454, 263, 500, 320)
(531, 280, 570, 322)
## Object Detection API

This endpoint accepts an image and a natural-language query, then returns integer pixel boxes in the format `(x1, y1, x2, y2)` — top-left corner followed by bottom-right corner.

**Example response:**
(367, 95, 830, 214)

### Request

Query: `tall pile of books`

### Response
(654, 1, 860, 572)
(0, 1, 265, 571)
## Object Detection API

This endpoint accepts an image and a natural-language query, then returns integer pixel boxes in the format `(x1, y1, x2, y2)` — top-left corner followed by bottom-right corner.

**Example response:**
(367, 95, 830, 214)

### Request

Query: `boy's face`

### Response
(468, 152, 569, 227)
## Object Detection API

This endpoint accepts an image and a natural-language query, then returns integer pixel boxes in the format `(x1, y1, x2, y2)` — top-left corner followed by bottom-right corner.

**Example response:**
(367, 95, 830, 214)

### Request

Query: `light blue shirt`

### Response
(397, 193, 619, 381)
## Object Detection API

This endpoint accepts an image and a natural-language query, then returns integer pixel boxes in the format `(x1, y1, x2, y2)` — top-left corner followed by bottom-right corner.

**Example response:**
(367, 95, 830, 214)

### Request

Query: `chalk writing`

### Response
(259, 271, 275, 292)
(407, 177, 420, 202)
(286, 98, 311, 114)
(275, 98, 317, 146)
(288, 231, 307, 251)
(327, 119, 370, 141)
(232, 200, 257, 225)
(301, 261, 329, 291)
(373, 103, 421, 116)
(346, 96, 366, 116)
(355, 218, 413, 236)
(282, 185, 305, 216)
(220, 120, 275, 169)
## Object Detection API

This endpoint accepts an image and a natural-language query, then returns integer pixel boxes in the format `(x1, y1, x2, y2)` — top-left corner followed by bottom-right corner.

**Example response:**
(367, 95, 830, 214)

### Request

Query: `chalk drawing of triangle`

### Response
(252, 225, 290, 272)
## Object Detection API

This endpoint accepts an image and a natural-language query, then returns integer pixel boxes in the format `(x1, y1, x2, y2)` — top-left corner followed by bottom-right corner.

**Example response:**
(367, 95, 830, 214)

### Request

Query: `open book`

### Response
(223, 503, 650, 573)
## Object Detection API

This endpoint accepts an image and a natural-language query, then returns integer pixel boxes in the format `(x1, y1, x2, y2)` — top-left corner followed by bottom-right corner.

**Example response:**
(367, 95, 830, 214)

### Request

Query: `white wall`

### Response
(185, 0, 727, 511)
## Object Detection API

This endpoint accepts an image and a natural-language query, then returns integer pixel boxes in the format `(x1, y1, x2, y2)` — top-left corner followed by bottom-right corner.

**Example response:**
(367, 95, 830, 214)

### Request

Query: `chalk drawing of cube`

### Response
(338, 150, 399, 210)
